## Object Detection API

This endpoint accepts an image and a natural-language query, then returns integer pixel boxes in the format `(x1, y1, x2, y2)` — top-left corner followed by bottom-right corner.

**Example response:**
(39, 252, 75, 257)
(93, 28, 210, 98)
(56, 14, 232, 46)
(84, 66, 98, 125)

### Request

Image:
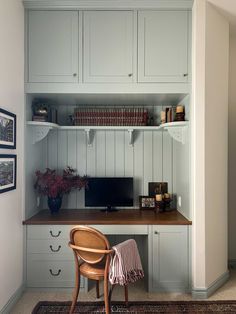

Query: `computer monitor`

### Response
(85, 177, 133, 212)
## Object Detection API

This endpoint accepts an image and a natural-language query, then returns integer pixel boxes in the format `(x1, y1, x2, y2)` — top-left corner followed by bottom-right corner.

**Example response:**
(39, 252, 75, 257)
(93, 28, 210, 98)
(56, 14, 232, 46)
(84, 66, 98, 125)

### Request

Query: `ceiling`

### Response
(207, 0, 236, 34)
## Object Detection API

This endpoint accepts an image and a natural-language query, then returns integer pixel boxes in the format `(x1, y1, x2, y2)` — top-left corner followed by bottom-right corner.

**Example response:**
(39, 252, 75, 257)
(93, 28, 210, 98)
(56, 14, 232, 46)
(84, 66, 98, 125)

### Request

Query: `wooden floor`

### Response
(11, 269, 236, 314)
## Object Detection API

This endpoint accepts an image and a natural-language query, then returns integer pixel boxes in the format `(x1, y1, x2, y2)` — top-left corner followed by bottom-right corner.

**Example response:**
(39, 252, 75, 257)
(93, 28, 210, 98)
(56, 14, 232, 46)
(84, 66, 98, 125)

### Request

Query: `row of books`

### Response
(72, 108, 149, 126)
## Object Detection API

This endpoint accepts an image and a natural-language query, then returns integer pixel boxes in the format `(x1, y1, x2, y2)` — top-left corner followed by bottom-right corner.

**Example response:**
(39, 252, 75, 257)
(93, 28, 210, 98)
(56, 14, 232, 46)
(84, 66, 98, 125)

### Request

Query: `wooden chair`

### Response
(68, 225, 128, 314)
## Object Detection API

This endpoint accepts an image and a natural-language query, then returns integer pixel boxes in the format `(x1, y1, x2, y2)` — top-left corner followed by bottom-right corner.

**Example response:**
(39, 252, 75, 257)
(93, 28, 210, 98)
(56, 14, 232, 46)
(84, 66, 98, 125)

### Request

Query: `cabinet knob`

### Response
(154, 231, 159, 235)
(128, 73, 133, 77)
(73, 73, 77, 77)
(183, 73, 188, 77)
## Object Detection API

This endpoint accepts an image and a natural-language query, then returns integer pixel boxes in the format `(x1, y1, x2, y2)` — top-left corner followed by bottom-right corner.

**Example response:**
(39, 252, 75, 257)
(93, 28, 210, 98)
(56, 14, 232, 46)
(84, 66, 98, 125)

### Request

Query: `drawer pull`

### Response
(49, 269, 61, 276)
(50, 230, 61, 237)
(50, 245, 61, 252)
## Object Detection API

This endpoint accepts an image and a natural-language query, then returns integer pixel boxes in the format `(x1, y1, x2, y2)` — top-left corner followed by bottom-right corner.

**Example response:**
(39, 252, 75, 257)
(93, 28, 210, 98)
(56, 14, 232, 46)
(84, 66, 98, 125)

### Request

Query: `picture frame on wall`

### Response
(0, 108, 16, 149)
(139, 196, 156, 210)
(0, 154, 17, 193)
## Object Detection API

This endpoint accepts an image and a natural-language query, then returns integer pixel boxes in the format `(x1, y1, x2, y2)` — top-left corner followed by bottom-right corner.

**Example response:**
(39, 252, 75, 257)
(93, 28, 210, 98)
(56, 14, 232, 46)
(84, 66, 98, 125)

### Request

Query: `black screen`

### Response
(85, 177, 133, 209)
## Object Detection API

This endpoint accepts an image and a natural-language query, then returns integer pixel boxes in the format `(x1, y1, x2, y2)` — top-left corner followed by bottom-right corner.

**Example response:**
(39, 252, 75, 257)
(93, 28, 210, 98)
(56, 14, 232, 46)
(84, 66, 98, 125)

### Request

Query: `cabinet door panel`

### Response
(152, 225, 189, 291)
(28, 11, 78, 83)
(138, 11, 189, 82)
(83, 11, 134, 83)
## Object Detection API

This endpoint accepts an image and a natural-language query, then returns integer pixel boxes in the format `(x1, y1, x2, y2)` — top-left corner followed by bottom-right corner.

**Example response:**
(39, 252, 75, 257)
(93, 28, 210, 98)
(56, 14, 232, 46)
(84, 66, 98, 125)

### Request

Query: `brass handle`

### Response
(183, 73, 188, 77)
(128, 73, 133, 77)
(73, 73, 77, 77)
(50, 231, 61, 238)
(50, 245, 61, 252)
(49, 269, 61, 276)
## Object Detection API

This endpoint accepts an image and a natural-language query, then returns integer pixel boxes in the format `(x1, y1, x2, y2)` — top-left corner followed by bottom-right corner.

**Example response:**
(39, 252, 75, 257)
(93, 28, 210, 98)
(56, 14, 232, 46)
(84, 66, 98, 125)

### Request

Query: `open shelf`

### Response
(27, 121, 188, 145)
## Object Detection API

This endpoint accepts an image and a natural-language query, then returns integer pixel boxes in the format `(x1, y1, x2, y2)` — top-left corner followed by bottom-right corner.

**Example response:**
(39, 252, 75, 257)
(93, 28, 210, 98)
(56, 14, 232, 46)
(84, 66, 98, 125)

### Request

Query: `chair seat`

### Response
(80, 261, 105, 280)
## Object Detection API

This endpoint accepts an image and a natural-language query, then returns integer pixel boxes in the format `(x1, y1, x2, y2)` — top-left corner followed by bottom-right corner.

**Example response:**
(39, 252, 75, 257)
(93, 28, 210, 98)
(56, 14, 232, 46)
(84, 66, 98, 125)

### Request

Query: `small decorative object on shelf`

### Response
(139, 196, 156, 210)
(175, 105, 185, 122)
(148, 182, 168, 197)
(34, 167, 88, 214)
(32, 98, 57, 123)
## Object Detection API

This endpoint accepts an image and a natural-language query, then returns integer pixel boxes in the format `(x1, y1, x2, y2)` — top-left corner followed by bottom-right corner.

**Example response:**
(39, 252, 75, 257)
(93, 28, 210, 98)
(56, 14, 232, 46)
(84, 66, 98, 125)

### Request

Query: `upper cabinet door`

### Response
(138, 11, 189, 83)
(83, 11, 134, 83)
(28, 11, 78, 83)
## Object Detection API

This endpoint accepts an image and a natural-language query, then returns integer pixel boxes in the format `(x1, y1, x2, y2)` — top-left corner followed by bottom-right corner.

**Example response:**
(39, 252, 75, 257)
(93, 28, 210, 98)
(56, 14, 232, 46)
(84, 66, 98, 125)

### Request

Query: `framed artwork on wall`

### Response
(0, 154, 17, 193)
(0, 108, 16, 149)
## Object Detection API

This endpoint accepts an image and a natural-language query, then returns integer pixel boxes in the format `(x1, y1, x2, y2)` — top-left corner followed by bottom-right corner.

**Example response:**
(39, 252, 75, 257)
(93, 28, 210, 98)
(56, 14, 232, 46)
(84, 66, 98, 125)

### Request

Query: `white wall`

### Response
(228, 34, 236, 260)
(0, 0, 24, 311)
(192, 0, 229, 290)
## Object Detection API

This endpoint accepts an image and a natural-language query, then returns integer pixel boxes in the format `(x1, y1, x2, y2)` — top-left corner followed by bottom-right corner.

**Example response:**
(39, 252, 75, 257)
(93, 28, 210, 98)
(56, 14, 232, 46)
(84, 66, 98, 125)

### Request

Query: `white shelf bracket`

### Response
(30, 126, 52, 144)
(85, 128, 92, 146)
(165, 126, 187, 144)
(128, 129, 134, 146)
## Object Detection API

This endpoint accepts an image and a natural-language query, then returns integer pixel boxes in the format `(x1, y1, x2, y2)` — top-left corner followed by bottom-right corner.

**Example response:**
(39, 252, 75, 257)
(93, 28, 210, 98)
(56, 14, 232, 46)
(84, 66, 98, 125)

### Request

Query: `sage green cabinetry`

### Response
(149, 225, 190, 292)
(138, 11, 190, 83)
(28, 11, 79, 83)
(26, 225, 85, 288)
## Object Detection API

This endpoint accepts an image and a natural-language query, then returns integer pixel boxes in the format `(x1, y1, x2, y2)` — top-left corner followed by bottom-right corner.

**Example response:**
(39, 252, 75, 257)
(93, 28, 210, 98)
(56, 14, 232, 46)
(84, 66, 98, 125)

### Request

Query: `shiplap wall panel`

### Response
(67, 131, 77, 208)
(105, 131, 115, 176)
(133, 131, 144, 207)
(40, 105, 174, 209)
(153, 132, 163, 182)
(143, 131, 153, 195)
(96, 131, 106, 176)
(76, 131, 87, 208)
(114, 131, 125, 176)
(163, 132, 173, 193)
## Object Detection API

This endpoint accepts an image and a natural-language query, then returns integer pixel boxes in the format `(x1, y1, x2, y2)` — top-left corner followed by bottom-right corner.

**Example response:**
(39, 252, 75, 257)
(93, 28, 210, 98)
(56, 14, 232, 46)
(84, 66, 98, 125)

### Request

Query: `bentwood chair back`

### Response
(69, 225, 128, 314)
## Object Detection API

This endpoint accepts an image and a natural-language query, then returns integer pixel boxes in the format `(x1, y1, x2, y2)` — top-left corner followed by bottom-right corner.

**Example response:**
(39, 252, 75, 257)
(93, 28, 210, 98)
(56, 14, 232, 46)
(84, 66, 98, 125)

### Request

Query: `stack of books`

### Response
(73, 107, 149, 126)
(32, 115, 48, 122)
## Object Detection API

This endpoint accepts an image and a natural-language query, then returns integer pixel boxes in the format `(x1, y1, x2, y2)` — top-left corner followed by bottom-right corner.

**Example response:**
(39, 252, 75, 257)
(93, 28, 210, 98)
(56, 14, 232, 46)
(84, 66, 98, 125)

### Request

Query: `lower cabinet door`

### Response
(150, 225, 189, 292)
(27, 257, 84, 288)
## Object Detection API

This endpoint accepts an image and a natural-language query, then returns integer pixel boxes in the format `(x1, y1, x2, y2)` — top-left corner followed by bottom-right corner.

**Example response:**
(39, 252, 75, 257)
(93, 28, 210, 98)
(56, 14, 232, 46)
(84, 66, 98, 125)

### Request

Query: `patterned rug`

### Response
(32, 300, 236, 313)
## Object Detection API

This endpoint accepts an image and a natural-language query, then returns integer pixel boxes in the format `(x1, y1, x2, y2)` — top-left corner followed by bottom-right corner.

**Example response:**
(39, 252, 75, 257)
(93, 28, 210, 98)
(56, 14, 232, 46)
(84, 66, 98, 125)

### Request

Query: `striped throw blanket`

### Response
(109, 239, 144, 286)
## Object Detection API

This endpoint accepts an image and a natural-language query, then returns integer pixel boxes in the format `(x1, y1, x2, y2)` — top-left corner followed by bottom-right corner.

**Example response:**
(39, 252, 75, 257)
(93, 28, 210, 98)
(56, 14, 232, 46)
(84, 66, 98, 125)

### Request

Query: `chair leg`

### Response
(104, 276, 110, 314)
(96, 280, 100, 298)
(124, 285, 128, 306)
(70, 272, 80, 314)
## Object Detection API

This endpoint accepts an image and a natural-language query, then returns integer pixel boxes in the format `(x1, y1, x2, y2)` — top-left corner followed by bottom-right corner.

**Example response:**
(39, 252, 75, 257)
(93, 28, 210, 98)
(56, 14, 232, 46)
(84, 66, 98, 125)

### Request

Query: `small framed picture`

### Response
(0, 108, 16, 149)
(139, 196, 156, 210)
(0, 154, 17, 193)
(148, 182, 168, 197)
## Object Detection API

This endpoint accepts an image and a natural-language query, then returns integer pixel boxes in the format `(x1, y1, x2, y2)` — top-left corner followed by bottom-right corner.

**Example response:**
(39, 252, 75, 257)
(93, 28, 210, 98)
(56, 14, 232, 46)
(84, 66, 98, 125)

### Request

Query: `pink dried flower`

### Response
(34, 167, 88, 198)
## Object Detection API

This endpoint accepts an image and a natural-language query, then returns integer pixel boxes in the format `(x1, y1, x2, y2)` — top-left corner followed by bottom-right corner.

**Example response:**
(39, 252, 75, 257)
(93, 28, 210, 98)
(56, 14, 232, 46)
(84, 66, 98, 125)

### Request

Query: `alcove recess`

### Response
(25, 93, 190, 220)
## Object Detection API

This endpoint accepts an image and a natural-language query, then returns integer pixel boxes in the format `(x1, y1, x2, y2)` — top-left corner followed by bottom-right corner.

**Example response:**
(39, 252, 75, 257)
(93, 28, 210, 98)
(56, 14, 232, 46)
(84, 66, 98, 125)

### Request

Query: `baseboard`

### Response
(228, 259, 236, 269)
(0, 284, 25, 314)
(191, 270, 229, 299)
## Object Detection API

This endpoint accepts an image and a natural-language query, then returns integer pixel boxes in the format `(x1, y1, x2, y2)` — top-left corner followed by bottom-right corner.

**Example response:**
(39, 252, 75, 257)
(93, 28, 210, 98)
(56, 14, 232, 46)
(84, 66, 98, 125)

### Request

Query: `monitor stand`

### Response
(100, 205, 119, 212)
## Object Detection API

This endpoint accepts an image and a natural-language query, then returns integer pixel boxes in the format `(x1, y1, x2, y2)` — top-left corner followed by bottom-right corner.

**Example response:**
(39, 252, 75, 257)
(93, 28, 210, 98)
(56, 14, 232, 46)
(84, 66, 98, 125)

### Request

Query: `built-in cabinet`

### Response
(28, 11, 79, 83)
(138, 11, 190, 82)
(27, 9, 191, 85)
(83, 11, 134, 83)
(26, 224, 189, 292)
(149, 225, 189, 292)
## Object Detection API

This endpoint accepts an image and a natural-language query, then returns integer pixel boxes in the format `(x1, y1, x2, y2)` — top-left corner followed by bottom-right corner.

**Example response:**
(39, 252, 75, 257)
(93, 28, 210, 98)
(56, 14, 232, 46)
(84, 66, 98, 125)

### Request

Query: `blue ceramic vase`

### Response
(47, 196, 62, 213)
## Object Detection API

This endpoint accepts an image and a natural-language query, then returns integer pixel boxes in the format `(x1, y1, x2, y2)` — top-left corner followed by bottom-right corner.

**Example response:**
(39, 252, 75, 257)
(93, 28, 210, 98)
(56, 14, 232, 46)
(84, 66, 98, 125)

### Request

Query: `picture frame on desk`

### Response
(148, 182, 168, 197)
(0, 154, 17, 193)
(139, 196, 155, 210)
(0, 108, 16, 149)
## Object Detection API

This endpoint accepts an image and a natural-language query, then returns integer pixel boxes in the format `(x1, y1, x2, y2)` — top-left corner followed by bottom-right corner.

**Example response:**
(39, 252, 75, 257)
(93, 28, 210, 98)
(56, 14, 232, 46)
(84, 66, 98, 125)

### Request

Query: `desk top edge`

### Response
(23, 209, 192, 225)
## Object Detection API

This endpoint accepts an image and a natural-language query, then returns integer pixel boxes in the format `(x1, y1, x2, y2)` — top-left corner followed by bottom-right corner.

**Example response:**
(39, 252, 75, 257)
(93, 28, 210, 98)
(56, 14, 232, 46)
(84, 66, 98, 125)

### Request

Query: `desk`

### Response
(23, 209, 191, 292)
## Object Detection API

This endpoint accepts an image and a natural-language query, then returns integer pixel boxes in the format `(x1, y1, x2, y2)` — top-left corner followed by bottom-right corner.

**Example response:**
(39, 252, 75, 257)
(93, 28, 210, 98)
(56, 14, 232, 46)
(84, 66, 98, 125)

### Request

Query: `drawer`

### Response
(90, 225, 148, 235)
(27, 239, 73, 256)
(27, 225, 72, 239)
(27, 257, 83, 288)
